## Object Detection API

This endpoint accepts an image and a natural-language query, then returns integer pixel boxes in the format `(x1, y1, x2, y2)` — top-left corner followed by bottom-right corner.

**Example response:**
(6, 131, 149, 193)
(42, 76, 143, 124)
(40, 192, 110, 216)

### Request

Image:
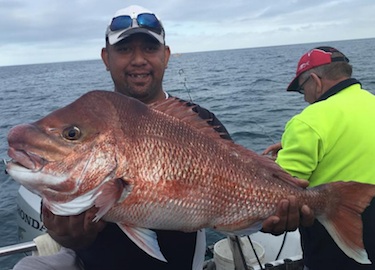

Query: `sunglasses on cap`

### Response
(109, 13, 163, 35)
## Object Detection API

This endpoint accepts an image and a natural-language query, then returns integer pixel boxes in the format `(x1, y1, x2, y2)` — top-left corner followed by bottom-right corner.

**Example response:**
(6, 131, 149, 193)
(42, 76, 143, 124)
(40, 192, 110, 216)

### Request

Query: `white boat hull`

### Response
(16, 186, 45, 242)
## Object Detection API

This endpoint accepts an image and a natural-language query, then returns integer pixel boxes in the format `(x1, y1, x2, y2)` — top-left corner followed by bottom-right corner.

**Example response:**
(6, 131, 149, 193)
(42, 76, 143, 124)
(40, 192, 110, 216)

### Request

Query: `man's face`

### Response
(102, 34, 170, 104)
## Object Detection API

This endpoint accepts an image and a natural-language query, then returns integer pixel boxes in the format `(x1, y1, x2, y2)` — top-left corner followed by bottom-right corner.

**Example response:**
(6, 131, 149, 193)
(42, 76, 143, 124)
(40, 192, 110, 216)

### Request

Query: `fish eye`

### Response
(62, 126, 81, 140)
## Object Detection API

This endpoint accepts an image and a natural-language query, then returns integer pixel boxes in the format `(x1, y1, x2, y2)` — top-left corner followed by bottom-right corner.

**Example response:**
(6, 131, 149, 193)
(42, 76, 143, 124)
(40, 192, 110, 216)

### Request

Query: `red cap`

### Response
(287, 46, 349, 91)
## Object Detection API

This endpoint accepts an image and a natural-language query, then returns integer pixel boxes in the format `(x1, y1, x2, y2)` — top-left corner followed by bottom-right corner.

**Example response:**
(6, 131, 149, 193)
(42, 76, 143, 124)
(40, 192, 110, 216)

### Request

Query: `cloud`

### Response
(0, 0, 374, 66)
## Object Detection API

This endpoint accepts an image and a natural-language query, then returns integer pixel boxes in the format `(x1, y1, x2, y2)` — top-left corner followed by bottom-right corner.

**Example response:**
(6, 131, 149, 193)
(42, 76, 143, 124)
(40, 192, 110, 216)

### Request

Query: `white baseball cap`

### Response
(105, 5, 165, 45)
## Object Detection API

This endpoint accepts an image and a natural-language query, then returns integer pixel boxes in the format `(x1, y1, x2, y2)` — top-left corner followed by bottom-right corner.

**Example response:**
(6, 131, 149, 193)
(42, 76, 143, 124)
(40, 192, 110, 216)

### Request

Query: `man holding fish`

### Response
(263, 46, 375, 269)
(9, 5, 333, 270)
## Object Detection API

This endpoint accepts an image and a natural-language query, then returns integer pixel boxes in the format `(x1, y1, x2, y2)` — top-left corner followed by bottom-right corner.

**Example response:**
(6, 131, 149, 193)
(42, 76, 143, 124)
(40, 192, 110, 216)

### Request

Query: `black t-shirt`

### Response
(76, 99, 231, 270)
(77, 224, 199, 270)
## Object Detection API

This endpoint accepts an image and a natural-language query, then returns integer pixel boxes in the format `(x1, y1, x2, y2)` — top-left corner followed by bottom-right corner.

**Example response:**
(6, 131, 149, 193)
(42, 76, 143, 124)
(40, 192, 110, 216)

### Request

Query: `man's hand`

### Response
(262, 142, 282, 159)
(261, 177, 315, 235)
(261, 145, 315, 235)
(42, 205, 107, 250)
(261, 196, 315, 235)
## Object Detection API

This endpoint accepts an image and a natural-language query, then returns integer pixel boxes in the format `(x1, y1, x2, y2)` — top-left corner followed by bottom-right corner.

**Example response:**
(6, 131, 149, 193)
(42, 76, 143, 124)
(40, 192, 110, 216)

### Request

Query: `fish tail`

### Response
(316, 181, 375, 264)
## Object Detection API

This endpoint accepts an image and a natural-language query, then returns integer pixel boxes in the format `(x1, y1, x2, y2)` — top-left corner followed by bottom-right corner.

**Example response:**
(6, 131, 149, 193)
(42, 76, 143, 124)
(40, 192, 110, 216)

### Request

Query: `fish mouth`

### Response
(7, 147, 46, 172)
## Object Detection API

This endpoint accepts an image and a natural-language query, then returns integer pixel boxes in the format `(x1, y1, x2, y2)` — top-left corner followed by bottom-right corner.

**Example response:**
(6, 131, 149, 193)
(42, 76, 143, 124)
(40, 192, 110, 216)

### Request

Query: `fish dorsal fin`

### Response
(151, 97, 302, 188)
(225, 141, 304, 188)
(149, 97, 226, 141)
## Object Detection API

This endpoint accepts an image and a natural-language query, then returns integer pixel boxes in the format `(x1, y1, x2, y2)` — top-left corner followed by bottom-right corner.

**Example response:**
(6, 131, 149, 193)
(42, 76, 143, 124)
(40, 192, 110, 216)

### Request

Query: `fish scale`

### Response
(6, 90, 375, 264)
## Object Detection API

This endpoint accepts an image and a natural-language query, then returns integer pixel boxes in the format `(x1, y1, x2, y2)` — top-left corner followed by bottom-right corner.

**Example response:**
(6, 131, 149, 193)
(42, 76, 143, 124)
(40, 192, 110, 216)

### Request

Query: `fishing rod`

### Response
(179, 70, 250, 269)
(247, 122, 290, 264)
(178, 69, 193, 102)
(251, 122, 289, 261)
(179, 70, 291, 269)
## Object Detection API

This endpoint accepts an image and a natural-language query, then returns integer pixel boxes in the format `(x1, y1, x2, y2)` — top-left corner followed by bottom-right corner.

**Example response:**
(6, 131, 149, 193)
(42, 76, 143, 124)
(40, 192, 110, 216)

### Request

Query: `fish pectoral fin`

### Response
(117, 224, 167, 262)
(93, 178, 125, 221)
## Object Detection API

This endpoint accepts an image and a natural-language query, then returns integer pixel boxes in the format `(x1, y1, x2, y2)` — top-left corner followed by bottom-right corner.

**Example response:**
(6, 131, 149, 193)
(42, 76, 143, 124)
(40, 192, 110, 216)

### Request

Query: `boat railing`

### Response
(0, 241, 37, 257)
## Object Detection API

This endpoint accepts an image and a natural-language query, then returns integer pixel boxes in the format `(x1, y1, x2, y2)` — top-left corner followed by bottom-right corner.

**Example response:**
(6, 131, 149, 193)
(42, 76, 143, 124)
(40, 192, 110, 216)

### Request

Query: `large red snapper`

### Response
(5, 90, 375, 263)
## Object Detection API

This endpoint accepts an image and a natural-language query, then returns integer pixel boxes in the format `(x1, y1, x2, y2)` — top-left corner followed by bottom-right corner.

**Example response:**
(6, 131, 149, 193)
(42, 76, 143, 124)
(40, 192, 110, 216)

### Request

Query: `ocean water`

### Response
(1, 37, 375, 269)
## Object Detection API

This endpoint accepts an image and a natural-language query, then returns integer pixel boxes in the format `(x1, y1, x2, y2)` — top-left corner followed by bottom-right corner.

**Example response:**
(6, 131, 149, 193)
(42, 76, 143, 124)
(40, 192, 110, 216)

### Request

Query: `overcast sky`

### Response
(1, 0, 375, 66)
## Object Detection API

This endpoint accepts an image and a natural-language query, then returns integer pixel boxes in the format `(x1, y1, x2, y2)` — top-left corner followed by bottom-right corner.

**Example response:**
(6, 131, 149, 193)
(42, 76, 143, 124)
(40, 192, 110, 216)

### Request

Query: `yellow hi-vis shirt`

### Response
(276, 83, 375, 187)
